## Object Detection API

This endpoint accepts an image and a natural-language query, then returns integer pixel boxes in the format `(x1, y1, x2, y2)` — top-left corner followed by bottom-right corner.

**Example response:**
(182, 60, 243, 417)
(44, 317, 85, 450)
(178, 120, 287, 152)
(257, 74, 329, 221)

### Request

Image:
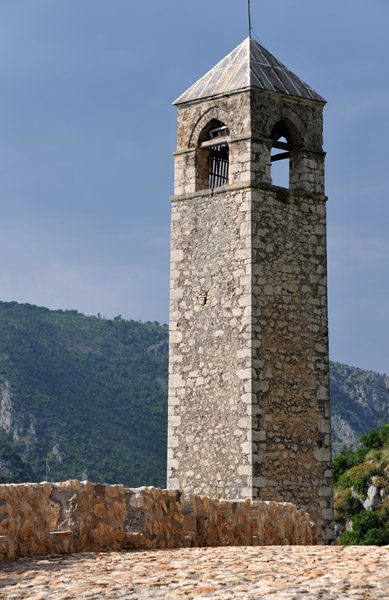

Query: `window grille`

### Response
(198, 120, 230, 190)
(208, 143, 229, 188)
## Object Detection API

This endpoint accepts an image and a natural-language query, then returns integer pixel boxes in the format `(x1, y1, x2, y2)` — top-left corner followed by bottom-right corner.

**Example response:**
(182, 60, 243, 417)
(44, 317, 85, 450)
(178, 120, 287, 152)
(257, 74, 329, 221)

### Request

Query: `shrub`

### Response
(340, 527, 389, 546)
(339, 509, 389, 546)
(360, 429, 382, 450)
(337, 462, 377, 496)
(351, 510, 381, 537)
(376, 500, 389, 521)
(363, 528, 389, 546)
(335, 488, 363, 520)
(379, 424, 389, 445)
(338, 530, 358, 545)
(333, 449, 364, 483)
(276, 188, 290, 204)
(342, 493, 363, 519)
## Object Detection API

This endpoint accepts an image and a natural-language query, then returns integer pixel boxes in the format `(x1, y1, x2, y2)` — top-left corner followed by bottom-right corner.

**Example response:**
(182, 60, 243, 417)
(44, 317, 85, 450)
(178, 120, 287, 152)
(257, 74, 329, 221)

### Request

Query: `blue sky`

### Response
(0, 0, 388, 373)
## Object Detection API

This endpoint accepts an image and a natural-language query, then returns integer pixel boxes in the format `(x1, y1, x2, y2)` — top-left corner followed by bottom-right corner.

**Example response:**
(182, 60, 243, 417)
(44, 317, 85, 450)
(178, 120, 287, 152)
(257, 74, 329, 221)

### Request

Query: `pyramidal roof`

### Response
(174, 37, 325, 105)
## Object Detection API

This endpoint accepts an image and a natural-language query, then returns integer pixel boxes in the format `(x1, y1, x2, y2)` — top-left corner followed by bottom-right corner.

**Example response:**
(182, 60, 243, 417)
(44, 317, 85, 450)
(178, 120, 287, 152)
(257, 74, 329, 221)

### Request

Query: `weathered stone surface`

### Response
(168, 49, 333, 544)
(1, 546, 388, 599)
(0, 481, 316, 561)
(363, 485, 382, 510)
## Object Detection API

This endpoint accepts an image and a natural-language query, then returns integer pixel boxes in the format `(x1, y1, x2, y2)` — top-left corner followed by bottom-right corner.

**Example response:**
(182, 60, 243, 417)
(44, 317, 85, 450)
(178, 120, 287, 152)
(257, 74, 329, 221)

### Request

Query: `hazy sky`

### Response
(0, 0, 388, 374)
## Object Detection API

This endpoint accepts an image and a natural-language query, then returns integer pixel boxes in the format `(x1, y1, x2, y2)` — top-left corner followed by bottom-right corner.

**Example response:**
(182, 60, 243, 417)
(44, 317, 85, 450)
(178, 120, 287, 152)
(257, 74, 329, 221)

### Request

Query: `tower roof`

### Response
(174, 37, 325, 105)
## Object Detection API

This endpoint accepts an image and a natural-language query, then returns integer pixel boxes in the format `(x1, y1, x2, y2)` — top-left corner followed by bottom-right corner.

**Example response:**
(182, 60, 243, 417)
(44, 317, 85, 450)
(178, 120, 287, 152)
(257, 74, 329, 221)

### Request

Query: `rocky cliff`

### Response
(330, 362, 389, 454)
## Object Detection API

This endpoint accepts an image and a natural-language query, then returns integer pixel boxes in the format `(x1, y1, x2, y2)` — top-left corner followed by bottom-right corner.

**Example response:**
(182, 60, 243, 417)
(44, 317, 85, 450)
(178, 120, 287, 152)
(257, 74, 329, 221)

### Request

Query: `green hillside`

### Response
(0, 428, 34, 483)
(0, 301, 168, 486)
(0, 300, 388, 487)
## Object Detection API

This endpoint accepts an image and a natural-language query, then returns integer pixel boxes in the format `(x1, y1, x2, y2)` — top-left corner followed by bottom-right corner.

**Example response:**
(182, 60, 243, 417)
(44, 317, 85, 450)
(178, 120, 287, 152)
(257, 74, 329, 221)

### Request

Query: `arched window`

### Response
(271, 135, 289, 188)
(196, 120, 229, 190)
(270, 119, 295, 189)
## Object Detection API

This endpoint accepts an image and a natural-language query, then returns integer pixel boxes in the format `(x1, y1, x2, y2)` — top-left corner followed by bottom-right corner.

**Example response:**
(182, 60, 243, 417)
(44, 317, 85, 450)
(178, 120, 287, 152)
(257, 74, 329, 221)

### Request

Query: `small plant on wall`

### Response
(276, 188, 290, 205)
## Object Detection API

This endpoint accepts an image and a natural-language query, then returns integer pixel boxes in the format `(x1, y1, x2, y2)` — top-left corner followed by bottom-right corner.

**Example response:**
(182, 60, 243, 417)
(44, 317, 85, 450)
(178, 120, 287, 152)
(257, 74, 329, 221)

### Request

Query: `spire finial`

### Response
(248, 0, 252, 38)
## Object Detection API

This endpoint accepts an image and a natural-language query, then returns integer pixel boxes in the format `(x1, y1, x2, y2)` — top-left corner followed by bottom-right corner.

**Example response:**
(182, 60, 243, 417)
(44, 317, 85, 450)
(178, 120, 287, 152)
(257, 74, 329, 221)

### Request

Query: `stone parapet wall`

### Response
(0, 480, 317, 560)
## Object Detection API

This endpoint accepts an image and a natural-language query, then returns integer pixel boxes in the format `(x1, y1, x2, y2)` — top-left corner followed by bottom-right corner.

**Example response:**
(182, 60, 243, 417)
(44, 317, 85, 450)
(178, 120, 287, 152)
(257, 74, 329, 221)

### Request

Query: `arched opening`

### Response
(270, 119, 296, 189)
(271, 136, 289, 188)
(196, 119, 229, 190)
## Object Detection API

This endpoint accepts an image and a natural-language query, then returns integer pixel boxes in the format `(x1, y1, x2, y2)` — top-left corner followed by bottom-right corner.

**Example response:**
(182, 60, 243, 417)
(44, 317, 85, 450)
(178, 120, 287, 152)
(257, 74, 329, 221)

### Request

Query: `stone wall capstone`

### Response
(0, 480, 317, 560)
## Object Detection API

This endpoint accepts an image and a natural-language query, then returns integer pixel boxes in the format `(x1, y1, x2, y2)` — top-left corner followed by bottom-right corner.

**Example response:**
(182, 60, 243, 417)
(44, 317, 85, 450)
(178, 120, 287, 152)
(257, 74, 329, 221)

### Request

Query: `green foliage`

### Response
(379, 424, 389, 445)
(333, 447, 368, 483)
(339, 509, 389, 546)
(335, 489, 363, 520)
(276, 188, 290, 204)
(0, 301, 168, 487)
(333, 422, 389, 483)
(334, 423, 389, 546)
(337, 462, 377, 496)
(0, 429, 35, 483)
(363, 528, 389, 545)
(360, 429, 381, 450)
(337, 530, 357, 545)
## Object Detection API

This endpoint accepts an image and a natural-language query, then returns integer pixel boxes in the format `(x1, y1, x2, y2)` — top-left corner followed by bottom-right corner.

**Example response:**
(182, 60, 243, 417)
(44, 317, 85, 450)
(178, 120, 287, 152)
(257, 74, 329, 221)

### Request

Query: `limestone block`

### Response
(89, 522, 115, 545)
(46, 500, 61, 531)
(105, 484, 124, 499)
(135, 494, 154, 512)
(93, 502, 107, 519)
(363, 486, 382, 511)
(19, 520, 34, 543)
(169, 373, 184, 388)
(56, 480, 82, 493)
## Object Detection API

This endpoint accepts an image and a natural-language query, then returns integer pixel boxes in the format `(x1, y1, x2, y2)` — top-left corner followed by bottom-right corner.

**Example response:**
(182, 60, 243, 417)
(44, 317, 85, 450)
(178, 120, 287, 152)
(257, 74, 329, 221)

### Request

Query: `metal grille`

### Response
(208, 144, 229, 188)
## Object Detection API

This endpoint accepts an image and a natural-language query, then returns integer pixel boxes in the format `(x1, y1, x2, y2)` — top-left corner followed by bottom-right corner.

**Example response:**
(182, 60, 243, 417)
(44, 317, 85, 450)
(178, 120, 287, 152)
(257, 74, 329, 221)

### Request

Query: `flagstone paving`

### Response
(1, 546, 388, 599)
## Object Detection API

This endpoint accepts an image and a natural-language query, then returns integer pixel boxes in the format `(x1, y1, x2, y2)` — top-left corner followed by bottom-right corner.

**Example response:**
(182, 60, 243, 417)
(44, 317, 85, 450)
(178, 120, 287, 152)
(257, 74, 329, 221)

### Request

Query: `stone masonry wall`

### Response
(0, 481, 317, 561)
(251, 186, 333, 543)
(168, 183, 333, 542)
(168, 187, 254, 498)
(169, 88, 334, 544)
(169, 92, 257, 500)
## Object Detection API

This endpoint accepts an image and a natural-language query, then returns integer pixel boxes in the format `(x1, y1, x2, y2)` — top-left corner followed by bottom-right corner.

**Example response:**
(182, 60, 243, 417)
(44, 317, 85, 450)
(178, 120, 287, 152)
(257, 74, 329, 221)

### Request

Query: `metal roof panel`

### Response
(174, 37, 325, 105)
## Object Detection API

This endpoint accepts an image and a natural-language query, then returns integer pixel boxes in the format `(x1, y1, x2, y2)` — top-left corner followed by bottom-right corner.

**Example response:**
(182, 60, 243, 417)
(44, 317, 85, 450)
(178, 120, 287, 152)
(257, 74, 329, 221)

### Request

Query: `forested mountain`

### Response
(0, 300, 388, 485)
(0, 301, 168, 486)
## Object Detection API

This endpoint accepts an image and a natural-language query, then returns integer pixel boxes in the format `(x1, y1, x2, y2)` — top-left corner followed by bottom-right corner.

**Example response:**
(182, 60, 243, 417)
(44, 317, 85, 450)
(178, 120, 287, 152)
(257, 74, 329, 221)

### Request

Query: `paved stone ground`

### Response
(0, 546, 388, 599)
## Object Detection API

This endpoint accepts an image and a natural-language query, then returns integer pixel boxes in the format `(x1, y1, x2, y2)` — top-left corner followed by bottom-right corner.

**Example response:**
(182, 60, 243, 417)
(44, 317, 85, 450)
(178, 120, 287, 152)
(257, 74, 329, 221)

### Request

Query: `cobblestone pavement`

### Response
(1, 546, 388, 599)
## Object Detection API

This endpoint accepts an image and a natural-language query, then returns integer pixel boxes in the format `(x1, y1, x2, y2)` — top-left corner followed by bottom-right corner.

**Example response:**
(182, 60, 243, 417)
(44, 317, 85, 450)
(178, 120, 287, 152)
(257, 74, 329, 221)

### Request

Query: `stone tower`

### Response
(167, 37, 334, 543)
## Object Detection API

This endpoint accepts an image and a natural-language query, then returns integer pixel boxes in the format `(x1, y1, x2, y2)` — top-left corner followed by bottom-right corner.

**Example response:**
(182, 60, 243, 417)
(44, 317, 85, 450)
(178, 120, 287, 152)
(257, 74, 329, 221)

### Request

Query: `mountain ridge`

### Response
(330, 362, 389, 454)
(0, 300, 388, 484)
